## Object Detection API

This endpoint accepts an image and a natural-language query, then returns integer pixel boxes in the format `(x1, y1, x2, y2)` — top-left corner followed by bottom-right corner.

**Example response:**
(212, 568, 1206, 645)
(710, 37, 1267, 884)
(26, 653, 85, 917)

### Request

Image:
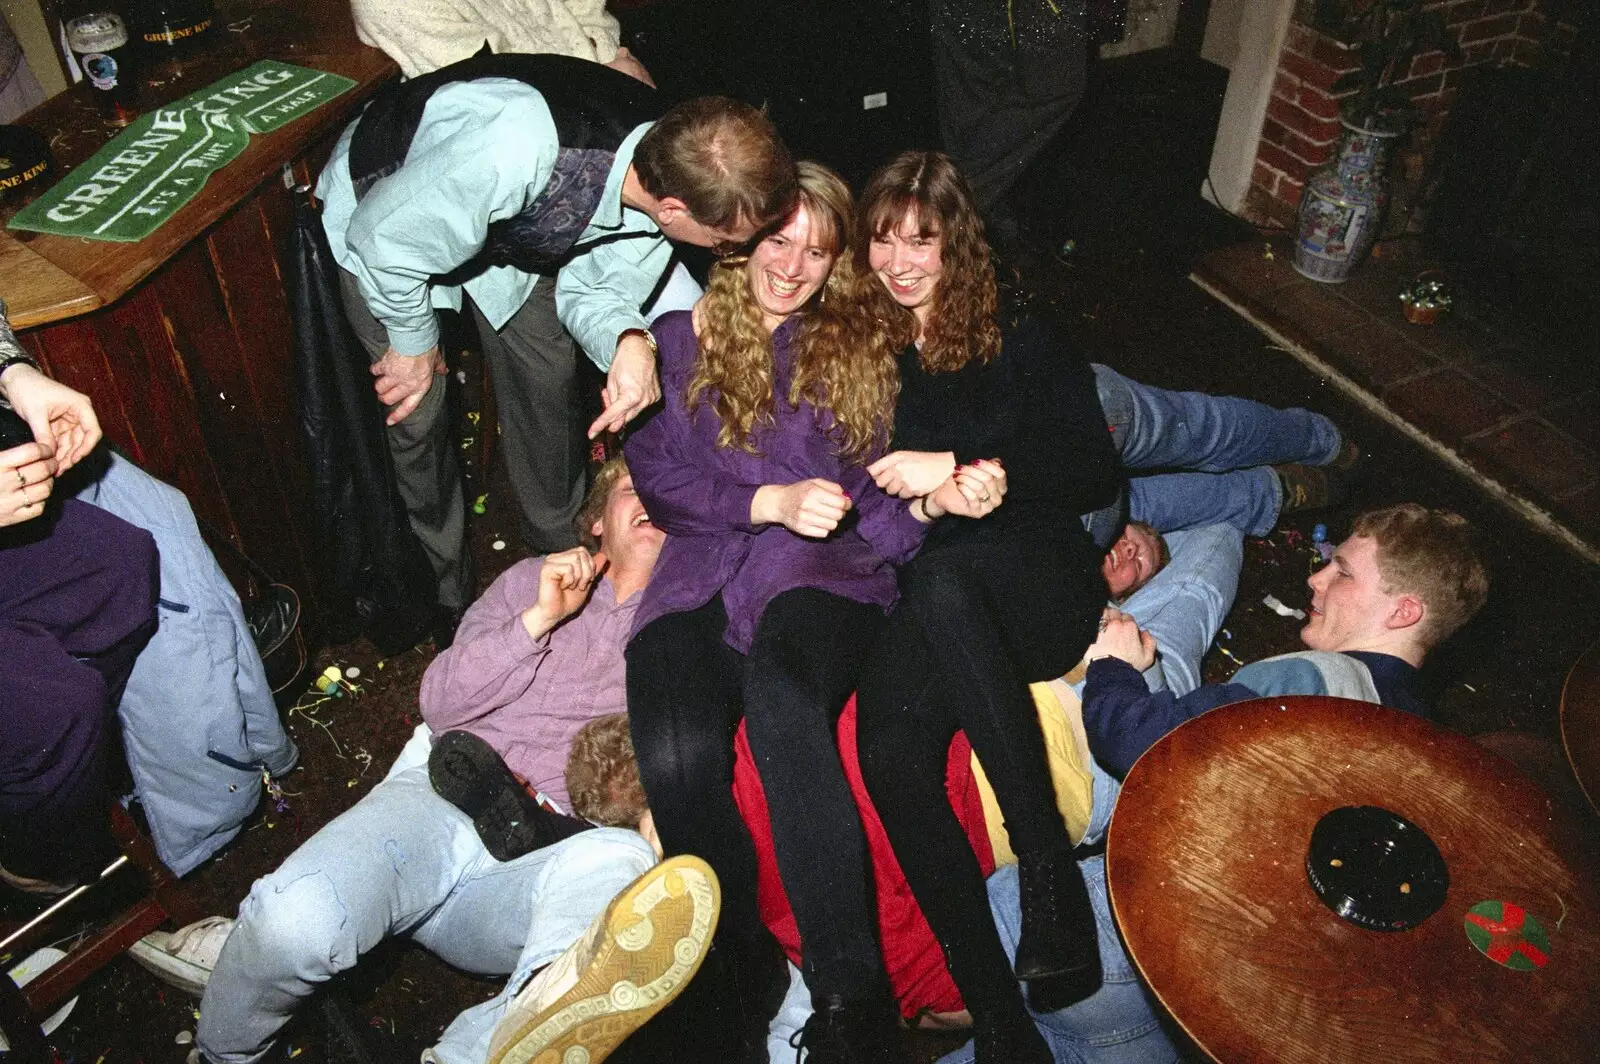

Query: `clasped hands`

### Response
(868, 449, 1007, 521)
(0, 363, 102, 527)
(752, 453, 1007, 539)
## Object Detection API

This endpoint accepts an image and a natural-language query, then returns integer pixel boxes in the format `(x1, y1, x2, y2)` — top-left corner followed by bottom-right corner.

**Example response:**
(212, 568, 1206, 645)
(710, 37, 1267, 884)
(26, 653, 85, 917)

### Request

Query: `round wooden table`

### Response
(1560, 640, 1600, 816)
(1107, 696, 1600, 1063)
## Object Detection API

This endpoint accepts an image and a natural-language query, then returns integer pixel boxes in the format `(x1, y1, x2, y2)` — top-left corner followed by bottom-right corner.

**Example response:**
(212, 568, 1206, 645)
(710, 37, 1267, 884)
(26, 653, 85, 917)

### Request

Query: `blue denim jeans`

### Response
(935, 861, 1179, 1064)
(1086, 364, 1341, 543)
(1093, 364, 1341, 472)
(197, 726, 654, 1064)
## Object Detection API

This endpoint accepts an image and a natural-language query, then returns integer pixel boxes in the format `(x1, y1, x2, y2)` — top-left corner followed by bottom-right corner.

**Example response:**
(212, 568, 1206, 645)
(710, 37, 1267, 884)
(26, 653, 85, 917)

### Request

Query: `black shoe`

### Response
(790, 994, 907, 1064)
(1276, 438, 1363, 517)
(1013, 848, 1102, 1005)
(428, 729, 553, 861)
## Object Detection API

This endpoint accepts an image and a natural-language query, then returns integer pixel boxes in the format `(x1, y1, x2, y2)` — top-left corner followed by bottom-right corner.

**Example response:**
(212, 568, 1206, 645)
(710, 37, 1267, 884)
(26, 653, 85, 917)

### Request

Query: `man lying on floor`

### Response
(141, 457, 719, 1064)
(1083, 502, 1488, 780)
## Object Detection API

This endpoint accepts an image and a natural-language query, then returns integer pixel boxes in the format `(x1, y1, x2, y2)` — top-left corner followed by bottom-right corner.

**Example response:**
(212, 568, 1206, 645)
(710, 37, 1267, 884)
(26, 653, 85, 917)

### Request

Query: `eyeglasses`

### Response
(710, 237, 746, 258)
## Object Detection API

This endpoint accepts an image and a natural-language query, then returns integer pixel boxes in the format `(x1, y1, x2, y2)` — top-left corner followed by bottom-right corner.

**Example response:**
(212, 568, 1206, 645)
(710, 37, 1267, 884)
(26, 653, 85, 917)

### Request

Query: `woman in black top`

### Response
(853, 151, 1120, 1064)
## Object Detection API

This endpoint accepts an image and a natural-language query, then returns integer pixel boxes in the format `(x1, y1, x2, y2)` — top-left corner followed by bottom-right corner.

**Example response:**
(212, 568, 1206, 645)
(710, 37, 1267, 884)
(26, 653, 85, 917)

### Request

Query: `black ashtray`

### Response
(1305, 805, 1448, 931)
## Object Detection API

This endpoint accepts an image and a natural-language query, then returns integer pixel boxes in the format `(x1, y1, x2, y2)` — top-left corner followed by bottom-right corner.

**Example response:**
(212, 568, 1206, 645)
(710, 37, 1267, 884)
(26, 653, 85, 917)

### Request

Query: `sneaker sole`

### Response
(489, 855, 721, 1064)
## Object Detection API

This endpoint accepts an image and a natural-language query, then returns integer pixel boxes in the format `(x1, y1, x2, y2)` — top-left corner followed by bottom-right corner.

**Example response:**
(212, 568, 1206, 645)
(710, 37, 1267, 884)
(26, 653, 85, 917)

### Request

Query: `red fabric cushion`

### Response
(730, 694, 994, 1018)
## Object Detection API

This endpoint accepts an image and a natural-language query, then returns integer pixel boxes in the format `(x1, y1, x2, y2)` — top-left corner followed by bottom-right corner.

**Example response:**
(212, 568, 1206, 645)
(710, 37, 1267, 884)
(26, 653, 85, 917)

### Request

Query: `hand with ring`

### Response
(1, 440, 57, 527)
(931, 458, 1007, 520)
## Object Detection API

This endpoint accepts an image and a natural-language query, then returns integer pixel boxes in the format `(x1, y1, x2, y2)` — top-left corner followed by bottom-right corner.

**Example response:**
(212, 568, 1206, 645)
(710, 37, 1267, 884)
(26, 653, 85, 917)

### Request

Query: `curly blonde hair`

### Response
(857, 151, 1001, 374)
(564, 714, 649, 828)
(687, 160, 902, 461)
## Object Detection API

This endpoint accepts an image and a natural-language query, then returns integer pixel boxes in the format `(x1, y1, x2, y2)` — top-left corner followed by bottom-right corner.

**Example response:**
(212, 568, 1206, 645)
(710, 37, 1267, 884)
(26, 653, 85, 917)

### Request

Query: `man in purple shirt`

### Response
(175, 458, 702, 1064)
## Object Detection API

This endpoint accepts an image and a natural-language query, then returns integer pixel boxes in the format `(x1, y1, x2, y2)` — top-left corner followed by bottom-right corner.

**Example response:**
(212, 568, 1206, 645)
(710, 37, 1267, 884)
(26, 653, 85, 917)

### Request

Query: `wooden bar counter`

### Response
(1, 0, 397, 619)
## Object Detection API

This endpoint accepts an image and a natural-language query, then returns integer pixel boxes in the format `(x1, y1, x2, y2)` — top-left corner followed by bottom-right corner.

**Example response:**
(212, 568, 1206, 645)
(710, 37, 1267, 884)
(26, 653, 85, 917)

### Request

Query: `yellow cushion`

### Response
(970, 664, 1095, 866)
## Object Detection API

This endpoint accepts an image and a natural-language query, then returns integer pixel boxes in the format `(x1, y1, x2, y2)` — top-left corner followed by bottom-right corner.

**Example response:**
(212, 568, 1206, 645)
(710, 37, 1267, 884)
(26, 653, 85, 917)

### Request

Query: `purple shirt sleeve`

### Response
(838, 454, 926, 566)
(626, 312, 765, 535)
(419, 559, 552, 732)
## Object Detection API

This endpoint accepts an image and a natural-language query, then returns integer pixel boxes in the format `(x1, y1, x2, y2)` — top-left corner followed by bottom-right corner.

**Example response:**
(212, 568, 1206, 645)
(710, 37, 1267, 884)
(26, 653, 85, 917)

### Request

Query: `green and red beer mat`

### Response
(1464, 899, 1552, 971)
(7, 60, 356, 242)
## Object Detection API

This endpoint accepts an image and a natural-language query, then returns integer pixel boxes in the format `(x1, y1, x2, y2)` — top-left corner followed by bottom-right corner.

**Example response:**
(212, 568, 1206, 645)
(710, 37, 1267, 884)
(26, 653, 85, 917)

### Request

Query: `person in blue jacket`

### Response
(1082, 502, 1489, 778)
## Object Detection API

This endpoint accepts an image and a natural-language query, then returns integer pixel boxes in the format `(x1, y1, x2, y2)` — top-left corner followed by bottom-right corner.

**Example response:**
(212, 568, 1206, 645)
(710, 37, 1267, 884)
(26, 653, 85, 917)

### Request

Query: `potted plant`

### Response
(1292, 0, 1459, 282)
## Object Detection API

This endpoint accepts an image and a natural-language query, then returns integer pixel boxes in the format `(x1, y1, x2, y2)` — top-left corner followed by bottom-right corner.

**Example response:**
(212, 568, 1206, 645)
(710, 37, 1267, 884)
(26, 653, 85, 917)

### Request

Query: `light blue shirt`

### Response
(316, 79, 671, 369)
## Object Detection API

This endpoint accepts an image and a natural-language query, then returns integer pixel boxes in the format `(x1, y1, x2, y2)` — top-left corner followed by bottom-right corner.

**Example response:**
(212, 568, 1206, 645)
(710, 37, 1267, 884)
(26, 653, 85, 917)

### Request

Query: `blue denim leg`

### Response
(936, 861, 1179, 1064)
(1093, 364, 1341, 472)
(1078, 524, 1241, 838)
(196, 763, 547, 1063)
(1128, 467, 1281, 537)
(424, 829, 658, 1064)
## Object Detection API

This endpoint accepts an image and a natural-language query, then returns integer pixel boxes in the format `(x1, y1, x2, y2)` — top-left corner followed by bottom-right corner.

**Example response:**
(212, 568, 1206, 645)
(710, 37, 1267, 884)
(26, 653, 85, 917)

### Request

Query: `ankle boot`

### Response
(1013, 847, 1102, 1004)
(792, 993, 908, 1064)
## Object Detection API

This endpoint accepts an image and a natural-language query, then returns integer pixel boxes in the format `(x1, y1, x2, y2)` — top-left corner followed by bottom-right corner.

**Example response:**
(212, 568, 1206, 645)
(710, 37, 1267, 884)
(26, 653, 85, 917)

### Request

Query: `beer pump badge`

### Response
(8, 60, 357, 242)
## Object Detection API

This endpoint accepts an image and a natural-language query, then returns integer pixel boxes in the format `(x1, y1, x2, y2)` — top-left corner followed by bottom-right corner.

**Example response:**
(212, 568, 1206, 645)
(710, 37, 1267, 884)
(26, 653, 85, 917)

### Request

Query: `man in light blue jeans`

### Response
(190, 458, 678, 1064)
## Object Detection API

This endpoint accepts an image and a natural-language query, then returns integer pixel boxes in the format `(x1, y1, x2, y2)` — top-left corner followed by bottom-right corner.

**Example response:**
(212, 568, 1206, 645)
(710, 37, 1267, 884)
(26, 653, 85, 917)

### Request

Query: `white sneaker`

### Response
(127, 915, 234, 998)
(486, 855, 720, 1064)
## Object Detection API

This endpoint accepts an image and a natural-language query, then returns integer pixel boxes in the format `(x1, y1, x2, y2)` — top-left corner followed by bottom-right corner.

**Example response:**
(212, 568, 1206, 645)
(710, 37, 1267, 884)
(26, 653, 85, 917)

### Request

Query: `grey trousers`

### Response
(467, 281, 586, 555)
(931, 0, 1089, 214)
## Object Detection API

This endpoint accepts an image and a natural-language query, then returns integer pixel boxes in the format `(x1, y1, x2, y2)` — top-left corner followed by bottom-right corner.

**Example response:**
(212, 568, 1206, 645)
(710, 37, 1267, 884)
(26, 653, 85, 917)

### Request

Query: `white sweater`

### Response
(351, 0, 621, 79)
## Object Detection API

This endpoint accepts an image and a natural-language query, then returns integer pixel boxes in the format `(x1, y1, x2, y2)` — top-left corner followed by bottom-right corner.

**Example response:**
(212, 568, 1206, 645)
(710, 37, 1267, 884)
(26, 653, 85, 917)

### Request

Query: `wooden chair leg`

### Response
(109, 804, 202, 928)
(0, 965, 53, 1063)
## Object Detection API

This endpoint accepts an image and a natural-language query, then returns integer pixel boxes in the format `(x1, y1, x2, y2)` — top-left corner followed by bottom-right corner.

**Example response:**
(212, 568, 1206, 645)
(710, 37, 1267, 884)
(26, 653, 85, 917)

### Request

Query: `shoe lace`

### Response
(789, 1012, 841, 1064)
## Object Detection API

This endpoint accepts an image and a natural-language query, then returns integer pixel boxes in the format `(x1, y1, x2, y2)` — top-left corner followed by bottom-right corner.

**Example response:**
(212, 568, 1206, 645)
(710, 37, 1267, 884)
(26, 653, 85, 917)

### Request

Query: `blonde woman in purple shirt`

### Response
(624, 162, 999, 1064)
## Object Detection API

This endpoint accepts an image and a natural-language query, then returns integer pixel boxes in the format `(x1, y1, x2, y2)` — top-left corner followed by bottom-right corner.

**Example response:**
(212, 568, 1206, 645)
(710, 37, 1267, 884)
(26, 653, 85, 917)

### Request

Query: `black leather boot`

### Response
(1013, 847, 1103, 1005)
(791, 993, 908, 1064)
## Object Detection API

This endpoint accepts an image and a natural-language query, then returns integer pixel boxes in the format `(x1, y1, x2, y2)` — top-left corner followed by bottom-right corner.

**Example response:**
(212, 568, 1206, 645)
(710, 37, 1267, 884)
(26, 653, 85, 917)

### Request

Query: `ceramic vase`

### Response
(1293, 120, 1399, 283)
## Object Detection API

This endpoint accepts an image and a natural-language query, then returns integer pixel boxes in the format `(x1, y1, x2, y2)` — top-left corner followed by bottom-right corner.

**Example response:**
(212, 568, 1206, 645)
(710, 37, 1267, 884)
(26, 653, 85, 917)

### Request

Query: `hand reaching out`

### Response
(589, 333, 661, 439)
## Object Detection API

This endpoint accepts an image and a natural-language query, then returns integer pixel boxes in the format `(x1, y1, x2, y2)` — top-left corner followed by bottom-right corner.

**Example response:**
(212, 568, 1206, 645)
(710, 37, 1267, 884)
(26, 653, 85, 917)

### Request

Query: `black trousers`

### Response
(626, 588, 889, 1002)
(856, 534, 1102, 1023)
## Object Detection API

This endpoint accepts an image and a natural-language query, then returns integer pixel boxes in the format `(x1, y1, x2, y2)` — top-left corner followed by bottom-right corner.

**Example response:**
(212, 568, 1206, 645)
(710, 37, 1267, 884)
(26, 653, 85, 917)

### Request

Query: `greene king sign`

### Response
(9, 60, 356, 242)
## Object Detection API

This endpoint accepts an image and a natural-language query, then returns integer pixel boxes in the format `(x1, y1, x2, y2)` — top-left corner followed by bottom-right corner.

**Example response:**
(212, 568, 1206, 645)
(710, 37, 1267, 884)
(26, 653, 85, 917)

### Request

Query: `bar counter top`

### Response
(0, 0, 396, 330)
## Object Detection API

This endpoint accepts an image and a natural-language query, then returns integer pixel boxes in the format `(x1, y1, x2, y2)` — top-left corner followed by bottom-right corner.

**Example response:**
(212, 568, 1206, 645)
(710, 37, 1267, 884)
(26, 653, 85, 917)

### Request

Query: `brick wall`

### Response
(1245, 0, 1561, 227)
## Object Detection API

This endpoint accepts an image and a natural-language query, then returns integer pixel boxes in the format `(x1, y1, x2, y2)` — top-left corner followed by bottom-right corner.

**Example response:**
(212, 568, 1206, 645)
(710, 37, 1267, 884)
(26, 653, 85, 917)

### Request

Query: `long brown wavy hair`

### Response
(687, 160, 902, 460)
(856, 151, 1001, 374)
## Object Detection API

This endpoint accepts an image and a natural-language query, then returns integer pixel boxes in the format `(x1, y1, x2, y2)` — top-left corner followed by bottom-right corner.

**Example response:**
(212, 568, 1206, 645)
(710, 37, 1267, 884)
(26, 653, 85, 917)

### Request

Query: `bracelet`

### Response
(0, 352, 37, 377)
(911, 497, 930, 522)
(618, 327, 659, 358)
(0, 352, 39, 384)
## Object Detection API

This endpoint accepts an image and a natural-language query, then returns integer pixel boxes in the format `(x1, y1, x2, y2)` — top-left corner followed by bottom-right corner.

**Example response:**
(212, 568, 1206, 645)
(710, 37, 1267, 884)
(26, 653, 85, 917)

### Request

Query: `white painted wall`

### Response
(1201, 0, 1250, 68)
(1, 0, 63, 97)
(1201, 0, 1296, 214)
